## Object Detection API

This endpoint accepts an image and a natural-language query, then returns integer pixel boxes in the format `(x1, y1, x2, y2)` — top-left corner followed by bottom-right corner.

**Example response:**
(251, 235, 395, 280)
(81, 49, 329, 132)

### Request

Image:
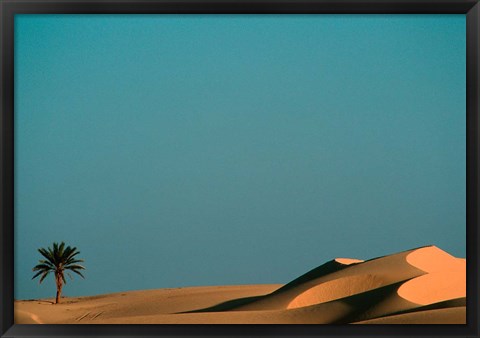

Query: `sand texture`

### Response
(15, 245, 465, 324)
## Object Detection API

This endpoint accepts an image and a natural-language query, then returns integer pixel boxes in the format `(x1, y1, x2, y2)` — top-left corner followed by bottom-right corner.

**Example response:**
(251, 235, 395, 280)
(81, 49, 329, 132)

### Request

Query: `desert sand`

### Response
(15, 245, 466, 324)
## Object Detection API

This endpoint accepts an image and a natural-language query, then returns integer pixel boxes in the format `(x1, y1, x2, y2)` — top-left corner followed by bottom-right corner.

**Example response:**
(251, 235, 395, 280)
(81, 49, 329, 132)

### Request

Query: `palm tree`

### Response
(32, 242, 86, 304)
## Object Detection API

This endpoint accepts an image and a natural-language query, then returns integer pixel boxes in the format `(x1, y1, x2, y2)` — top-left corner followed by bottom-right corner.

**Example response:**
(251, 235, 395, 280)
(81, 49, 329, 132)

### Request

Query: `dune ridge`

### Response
(15, 245, 465, 324)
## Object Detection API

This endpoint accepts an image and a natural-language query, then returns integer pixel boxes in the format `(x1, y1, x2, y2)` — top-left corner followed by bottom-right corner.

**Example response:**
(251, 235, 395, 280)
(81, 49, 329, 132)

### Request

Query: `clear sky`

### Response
(14, 14, 466, 300)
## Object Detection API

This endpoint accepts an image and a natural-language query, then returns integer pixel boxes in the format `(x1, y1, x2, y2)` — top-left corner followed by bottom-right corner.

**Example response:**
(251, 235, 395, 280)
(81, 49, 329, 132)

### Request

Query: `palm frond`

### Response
(32, 270, 46, 280)
(53, 242, 61, 265)
(65, 259, 84, 266)
(64, 260, 85, 268)
(60, 272, 67, 285)
(32, 264, 54, 272)
(70, 269, 85, 279)
(65, 256, 83, 265)
(32, 263, 51, 270)
(38, 271, 50, 284)
(58, 242, 65, 257)
(66, 264, 85, 270)
(47, 247, 56, 265)
(63, 247, 78, 260)
(37, 248, 54, 263)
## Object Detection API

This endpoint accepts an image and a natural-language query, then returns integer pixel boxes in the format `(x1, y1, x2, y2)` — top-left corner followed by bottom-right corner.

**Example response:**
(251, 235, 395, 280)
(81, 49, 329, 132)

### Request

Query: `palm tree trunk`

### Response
(56, 288, 61, 304)
(55, 274, 63, 304)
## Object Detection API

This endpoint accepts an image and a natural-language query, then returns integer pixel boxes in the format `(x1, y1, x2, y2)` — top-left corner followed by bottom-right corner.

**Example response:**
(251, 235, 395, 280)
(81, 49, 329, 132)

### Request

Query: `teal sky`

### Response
(14, 14, 466, 300)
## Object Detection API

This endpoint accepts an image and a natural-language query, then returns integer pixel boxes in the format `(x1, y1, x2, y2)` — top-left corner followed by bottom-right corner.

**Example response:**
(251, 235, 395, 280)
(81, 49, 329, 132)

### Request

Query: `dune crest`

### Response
(334, 258, 364, 265)
(405, 245, 464, 273)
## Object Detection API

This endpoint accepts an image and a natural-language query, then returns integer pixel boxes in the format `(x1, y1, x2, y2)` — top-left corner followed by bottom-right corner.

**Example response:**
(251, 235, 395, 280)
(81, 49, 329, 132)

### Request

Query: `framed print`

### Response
(1, 0, 479, 337)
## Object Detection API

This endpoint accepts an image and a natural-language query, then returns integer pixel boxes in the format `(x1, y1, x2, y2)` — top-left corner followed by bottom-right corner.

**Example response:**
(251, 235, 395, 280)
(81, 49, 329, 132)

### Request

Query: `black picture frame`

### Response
(1, 0, 479, 337)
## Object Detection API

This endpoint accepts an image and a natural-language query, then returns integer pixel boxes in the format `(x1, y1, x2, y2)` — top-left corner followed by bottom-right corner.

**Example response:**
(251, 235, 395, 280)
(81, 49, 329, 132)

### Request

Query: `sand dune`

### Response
(15, 245, 465, 324)
(352, 307, 466, 324)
